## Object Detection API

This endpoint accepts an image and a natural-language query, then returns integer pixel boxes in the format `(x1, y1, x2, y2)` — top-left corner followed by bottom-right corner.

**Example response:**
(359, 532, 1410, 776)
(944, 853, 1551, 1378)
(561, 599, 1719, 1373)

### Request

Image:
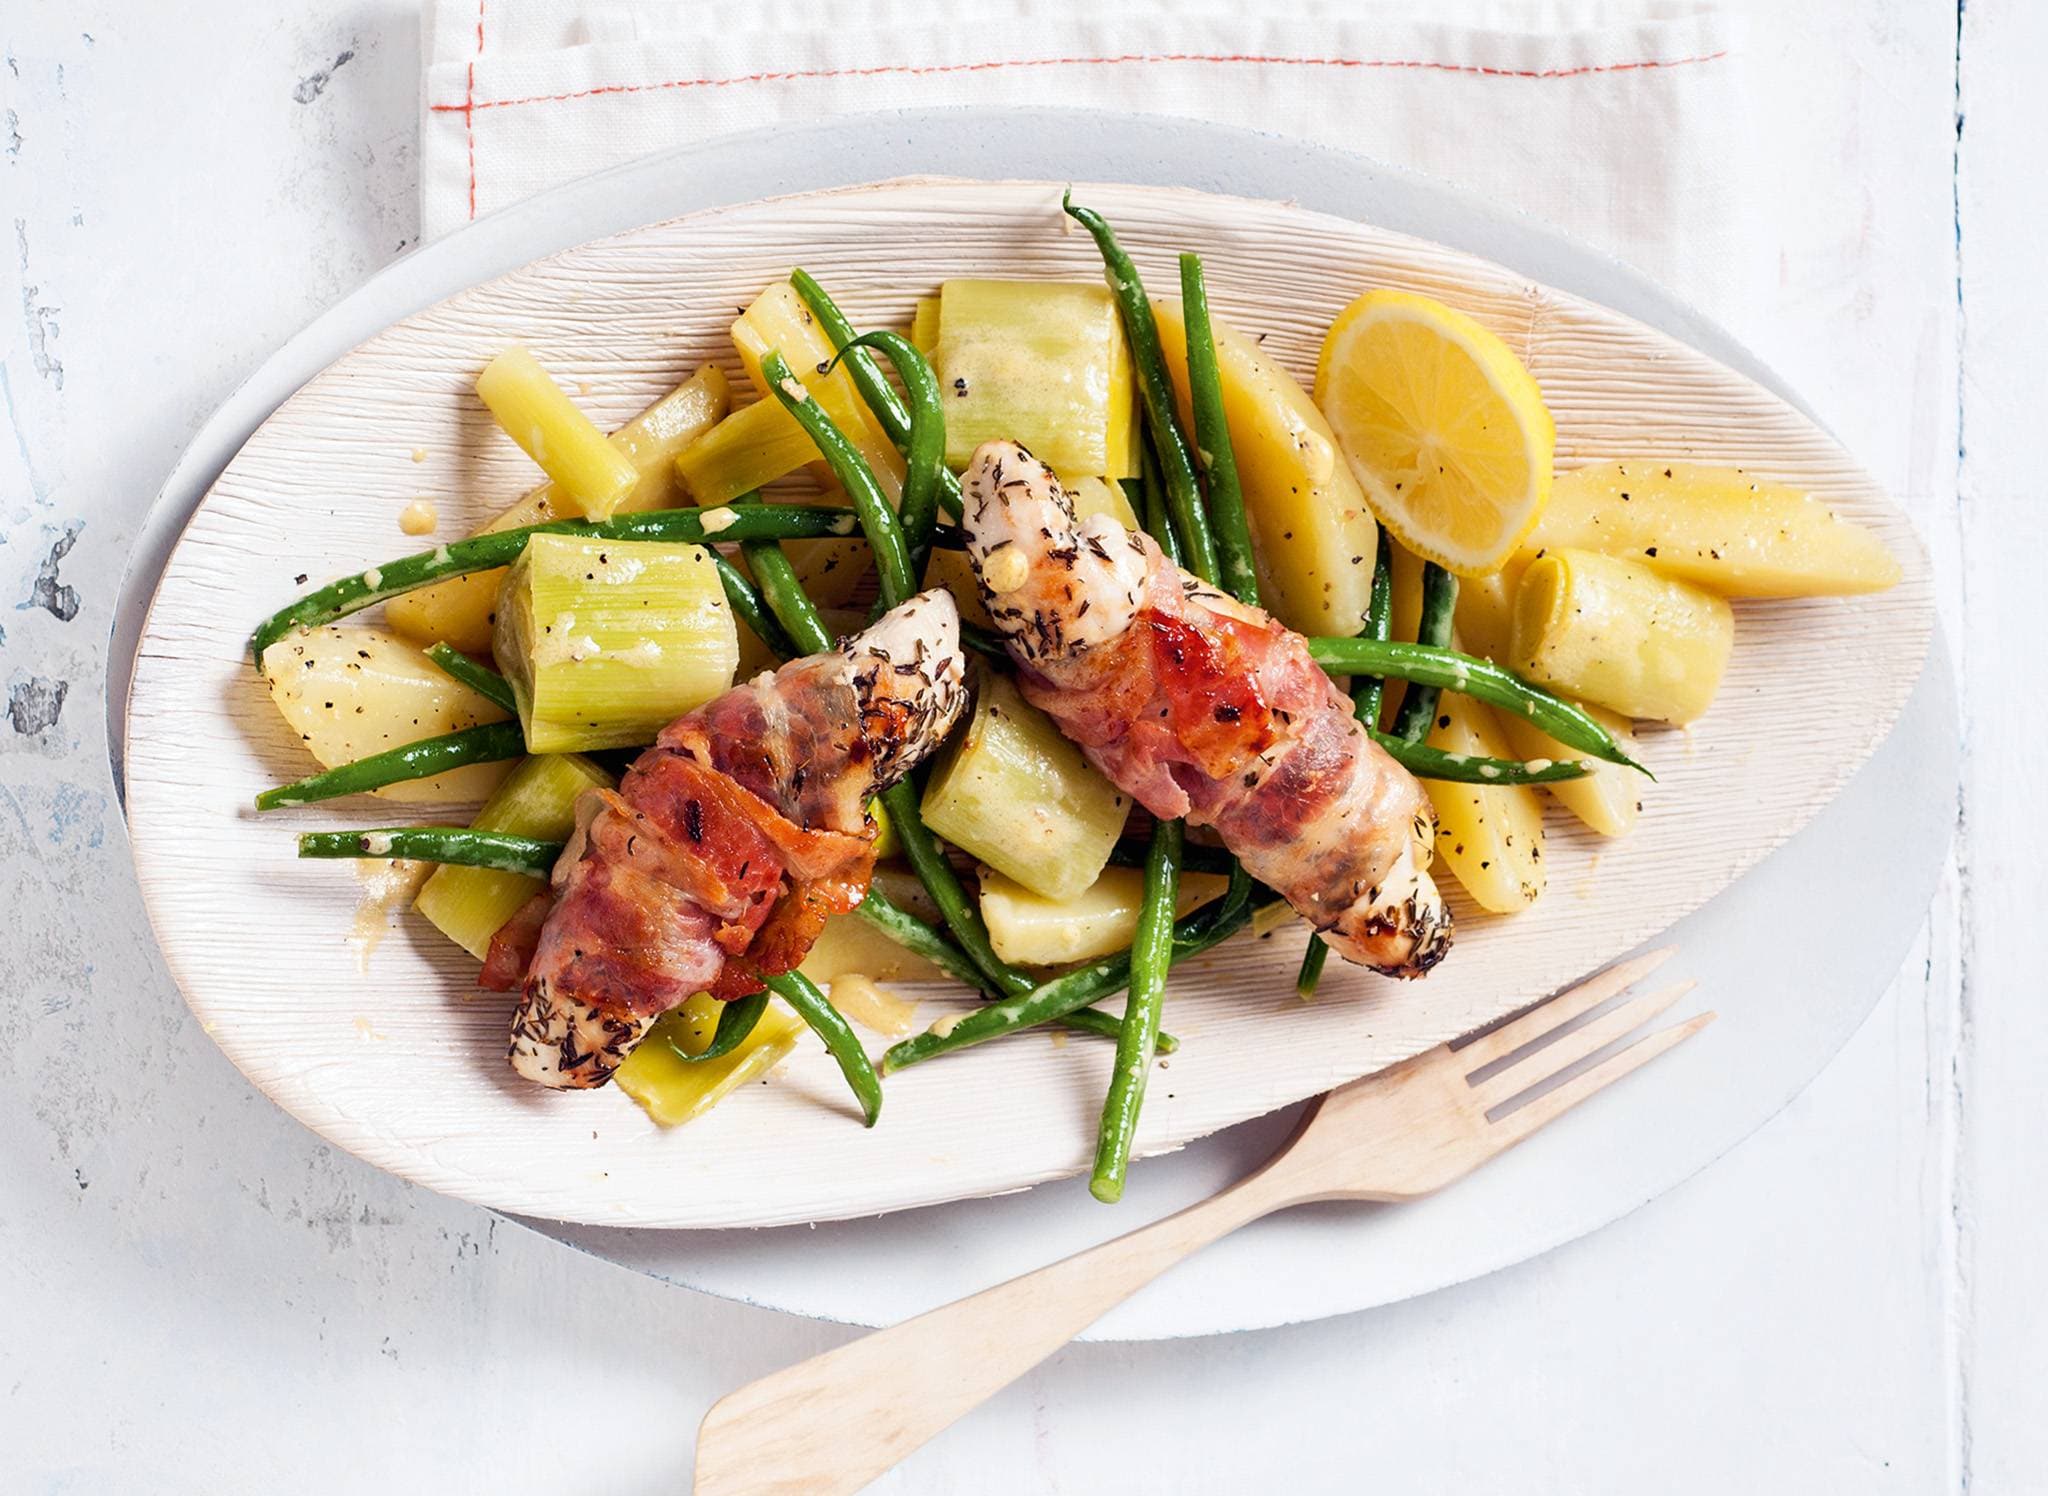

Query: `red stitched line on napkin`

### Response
(432, 47, 1727, 119)
(465, 0, 486, 218)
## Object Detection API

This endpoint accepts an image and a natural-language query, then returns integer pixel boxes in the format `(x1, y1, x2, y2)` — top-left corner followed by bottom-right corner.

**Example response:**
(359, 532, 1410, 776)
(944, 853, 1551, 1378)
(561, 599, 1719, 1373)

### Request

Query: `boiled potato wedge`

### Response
(1153, 299, 1380, 637)
(1520, 461, 1901, 596)
(1451, 558, 1525, 663)
(1424, 691, 1546, 914)
(981, 865, 1231, 967)
(261, 625, 513, 803)
(388, 365, 728, 655)
(1498, 702, 1642, 838)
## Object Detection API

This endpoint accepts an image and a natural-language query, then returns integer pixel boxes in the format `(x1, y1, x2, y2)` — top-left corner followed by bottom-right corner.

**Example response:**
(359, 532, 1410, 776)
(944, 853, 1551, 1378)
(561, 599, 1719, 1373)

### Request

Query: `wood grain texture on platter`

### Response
(124, 179, 1933, 1227)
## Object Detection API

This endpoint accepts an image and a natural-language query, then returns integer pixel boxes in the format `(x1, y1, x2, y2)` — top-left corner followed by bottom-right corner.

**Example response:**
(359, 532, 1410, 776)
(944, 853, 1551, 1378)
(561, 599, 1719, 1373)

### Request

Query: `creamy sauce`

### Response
(928, 1010, 967, 1039)
(827, 974, 918, 1038)
(349, 858, 430, 973)
(698, 506, 740, 536)
(410, 447, 427, 463)
(399, 500, 438, 536)
(982, 546, 1031, 594)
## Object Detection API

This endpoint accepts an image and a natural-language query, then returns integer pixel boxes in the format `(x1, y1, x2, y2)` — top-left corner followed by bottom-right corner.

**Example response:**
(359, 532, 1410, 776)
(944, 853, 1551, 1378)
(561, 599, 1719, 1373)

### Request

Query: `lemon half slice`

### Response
(1315, 289, 1554, 576)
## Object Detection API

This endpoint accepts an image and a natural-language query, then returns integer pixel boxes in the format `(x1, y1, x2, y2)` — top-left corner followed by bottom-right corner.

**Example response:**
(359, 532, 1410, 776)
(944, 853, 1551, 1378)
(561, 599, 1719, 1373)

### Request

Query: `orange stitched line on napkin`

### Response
(432, 47, 1729, 118)
(465, 0, 486, 218)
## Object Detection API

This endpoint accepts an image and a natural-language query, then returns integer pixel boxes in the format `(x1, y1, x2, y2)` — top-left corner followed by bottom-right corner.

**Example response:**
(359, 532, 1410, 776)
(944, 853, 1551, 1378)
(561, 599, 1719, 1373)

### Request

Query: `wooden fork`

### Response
(694, 949, 1709, 1496)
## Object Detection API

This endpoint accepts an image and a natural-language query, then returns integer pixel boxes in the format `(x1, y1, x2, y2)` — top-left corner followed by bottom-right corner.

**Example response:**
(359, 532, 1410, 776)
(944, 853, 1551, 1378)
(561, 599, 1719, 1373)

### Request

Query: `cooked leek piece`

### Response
(475, 346, 640, 519)
(1510, 547, 1733, 725)
(920, 671, 1129, 902)
(909, 296, 941, 355)
(413, 753, 612, 958)
(614, 993, 806, 1126)
(674, 278, 906, 506)
(390, 365, 728, 654)
(1068, 474, 1142, 530)
(673, 396, 819, 506)
(493, 534, 738, 752)
(981, 865, 1230, 967)
(261, 624, 513, 804)
(932, 280, 1139, 478)
(730, 282, 907, 497)
(701, 281, 907, 606)
(1520, 461, 1901, 597)
(1498, 703, 1642, 838)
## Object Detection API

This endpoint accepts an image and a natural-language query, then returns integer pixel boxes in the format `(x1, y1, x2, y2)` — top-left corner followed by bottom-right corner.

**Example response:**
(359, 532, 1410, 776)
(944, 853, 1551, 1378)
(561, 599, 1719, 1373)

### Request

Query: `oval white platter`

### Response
(123, 122, 1934, 1242)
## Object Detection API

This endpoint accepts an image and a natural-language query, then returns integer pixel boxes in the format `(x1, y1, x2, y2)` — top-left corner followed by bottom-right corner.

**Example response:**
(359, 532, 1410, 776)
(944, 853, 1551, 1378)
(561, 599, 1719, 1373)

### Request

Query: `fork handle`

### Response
(693, 1165, 1296, 1495)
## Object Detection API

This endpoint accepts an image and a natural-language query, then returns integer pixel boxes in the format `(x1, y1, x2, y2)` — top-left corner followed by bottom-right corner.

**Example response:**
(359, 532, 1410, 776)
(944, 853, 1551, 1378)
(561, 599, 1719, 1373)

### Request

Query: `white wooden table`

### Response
(1, 4, 2036, 1489)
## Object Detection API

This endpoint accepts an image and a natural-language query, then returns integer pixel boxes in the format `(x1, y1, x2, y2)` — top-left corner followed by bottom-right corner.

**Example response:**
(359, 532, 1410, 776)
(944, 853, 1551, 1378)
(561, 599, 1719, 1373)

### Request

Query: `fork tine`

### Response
(1458, 947, 1678, 1072)
(1486, 1012, 1716, 1146)
(1472, 980, 1697, 1105)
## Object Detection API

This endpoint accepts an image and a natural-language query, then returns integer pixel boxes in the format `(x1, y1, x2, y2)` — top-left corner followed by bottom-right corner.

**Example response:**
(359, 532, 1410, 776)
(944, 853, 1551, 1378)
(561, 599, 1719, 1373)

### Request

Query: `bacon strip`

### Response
(962, 441, 1451, 978)
(488, 590, 968, 1089)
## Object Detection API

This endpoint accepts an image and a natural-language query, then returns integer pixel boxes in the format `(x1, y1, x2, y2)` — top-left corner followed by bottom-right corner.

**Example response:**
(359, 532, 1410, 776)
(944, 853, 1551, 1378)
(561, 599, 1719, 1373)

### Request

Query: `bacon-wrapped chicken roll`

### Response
(482, 590, 969, 1088)
(961, 440, 1451, 978)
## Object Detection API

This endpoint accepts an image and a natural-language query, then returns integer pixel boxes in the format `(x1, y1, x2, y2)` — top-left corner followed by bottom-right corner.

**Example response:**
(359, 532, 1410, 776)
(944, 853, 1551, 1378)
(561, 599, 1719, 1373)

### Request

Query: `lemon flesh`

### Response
(1316, 289, 1554, 576)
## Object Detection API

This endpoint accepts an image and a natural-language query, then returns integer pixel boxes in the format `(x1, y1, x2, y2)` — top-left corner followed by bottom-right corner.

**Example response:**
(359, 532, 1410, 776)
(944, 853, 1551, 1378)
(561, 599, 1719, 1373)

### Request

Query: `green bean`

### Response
(249, 500, 857, 665)
(296, 826, 560, 876)
(835, 330, 945, 582)
(855, 889, 1175, 1051)
(1389, 562, 1460, 744)
(1059, 1005, 1179, 1054)
(424, 642, 517, 715)
(1297, 533, 1399, 1004)
(1093, 416, 1197, 1199)
(1063, 192, 1221, 586)
(1140, 437, 1184, 568)
(886, 890, 1266, 1072)
(1305, 635, 1640, 768)
(1373, 732, 1590, 785)
(1294, 937, 1331, 998)
(761, 348, 917, 610)
(710, 550, 798, 661)
(255, 721, 527, 811)
(1178, 253, 1258, 606)
(1350, 529, 1395, 731)
(761, 969, 883, 1127)
(741, 539, 835, 655)
(789, 268, 966, 522)
(654, 992, 768, 1066)
(880, 778, 1021, 988)
(1090, 817, 1180, 1204)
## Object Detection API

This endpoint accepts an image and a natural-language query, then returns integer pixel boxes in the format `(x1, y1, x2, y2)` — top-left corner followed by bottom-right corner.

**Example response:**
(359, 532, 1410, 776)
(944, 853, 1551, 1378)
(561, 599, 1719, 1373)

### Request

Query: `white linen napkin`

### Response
(420, 0, 1755, 327)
